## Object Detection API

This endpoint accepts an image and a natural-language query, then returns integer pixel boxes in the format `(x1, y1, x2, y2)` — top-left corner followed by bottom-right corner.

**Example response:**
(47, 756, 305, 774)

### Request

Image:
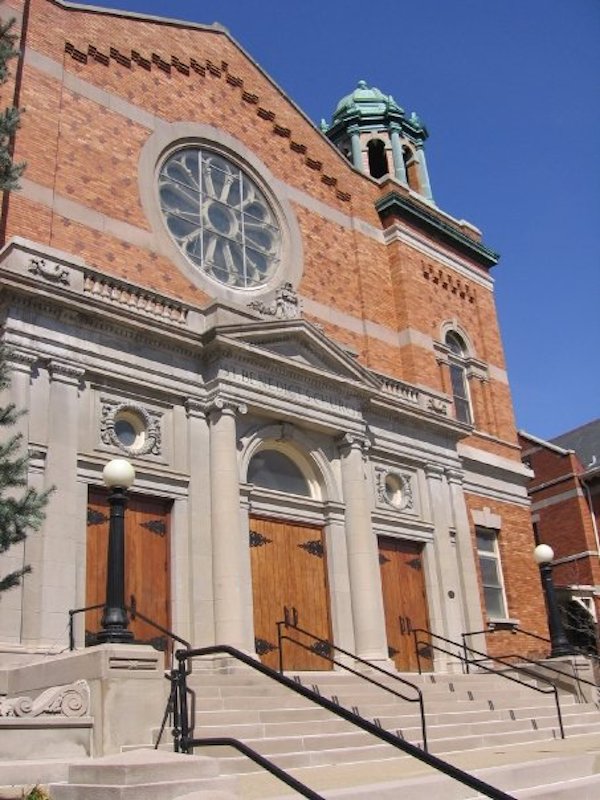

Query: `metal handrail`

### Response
(412, 628, 565, 739)
(190, 738, 325, 800)
(462, 624, 600, 667)
(68, 603, 104, 650)
(67, 600, 191, 653)
(277, 618, 428, 751)
(173, 644, 516, 800)
(479, 652, 598, 701)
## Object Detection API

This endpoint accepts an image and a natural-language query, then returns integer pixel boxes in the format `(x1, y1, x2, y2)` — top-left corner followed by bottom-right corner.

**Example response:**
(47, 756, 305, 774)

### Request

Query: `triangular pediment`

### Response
(211, 319, 382, 388)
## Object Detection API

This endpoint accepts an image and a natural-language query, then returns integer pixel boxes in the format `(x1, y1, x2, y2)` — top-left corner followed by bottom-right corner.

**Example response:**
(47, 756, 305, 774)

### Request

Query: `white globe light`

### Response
(103, 458, 135, 489)
(533, 543, 554, 565)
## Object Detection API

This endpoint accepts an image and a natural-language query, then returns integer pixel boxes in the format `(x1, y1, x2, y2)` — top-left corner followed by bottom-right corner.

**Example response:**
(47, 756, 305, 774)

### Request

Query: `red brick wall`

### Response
(2, 1, 520, 455)
(465, 494, 550, 658)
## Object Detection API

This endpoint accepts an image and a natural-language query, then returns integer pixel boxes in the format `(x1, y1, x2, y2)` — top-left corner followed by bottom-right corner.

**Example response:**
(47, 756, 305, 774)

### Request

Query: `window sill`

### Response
(486, 618, 520, 631)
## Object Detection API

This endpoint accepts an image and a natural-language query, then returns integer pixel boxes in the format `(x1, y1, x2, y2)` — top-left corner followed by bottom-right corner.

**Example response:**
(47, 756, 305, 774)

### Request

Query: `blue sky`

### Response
(69, 0, 599, 440)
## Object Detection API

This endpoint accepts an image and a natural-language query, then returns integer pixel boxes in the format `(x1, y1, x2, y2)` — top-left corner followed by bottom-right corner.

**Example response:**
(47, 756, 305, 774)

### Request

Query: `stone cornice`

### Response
(376, 192, 499, 270)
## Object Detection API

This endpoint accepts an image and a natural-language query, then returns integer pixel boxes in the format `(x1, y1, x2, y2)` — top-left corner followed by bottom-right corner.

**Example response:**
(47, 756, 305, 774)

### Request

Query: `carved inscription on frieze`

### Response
(222, 360, 362, 418)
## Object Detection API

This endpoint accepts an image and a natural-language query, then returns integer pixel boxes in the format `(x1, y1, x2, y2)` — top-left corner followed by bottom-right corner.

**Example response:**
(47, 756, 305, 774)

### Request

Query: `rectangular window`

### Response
(476, 527, 507, 619)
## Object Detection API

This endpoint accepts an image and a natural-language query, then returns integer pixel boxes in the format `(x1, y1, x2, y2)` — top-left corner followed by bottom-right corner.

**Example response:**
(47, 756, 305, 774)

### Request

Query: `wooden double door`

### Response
(86, 490, 171, 650)
(378, 536, 433, 672)
(249, 516, 332, 671)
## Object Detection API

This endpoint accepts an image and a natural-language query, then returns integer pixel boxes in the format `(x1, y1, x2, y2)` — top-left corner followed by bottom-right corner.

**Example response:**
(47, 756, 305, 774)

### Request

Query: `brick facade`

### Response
(0, 0, 549, 665)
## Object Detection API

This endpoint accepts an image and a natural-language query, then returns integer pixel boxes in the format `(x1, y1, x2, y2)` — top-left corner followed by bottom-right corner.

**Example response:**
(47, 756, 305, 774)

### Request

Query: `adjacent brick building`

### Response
(519, 421, 600, 652)
(0, 0, 547, 671)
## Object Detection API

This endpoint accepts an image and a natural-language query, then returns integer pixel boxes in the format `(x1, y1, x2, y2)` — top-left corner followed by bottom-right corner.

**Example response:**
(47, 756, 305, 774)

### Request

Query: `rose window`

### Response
(158, 148, 281, 289)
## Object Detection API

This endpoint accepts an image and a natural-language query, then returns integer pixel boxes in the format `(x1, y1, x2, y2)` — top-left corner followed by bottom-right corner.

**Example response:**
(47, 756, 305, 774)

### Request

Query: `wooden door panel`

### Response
(86, 490, 171, 649)
(250, 516, 332, 671)
(379, 537, 432, 672)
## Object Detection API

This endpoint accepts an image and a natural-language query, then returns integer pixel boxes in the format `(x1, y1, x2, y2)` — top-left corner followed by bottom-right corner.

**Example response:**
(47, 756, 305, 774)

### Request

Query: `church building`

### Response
(0, 0, 546, 673)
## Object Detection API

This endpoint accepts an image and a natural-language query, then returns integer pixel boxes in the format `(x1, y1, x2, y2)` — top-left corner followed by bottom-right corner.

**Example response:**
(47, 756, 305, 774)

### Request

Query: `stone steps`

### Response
(184, 666, 600, 797)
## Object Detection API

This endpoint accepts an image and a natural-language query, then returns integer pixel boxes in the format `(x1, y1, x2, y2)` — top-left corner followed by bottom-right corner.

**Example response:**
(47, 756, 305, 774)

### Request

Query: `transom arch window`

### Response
(247, 447, 314, 498)
(445, 330, 472, 424)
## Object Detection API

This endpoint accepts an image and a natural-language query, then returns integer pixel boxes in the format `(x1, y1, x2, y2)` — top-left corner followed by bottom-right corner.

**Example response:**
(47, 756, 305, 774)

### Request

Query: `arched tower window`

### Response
(367, 139, 389, 179)
(247, 449, 311, 497)
(403, 147, 421, 193)
(445, 331, 472, 424)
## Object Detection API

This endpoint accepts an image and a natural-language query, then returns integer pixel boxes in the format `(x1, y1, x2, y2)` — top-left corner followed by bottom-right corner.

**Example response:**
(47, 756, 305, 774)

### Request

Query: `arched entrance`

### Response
(246, 446, 333, 671)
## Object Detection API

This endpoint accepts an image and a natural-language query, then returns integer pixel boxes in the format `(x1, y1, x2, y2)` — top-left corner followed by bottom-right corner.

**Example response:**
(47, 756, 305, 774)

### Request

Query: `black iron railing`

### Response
(68, 597, 190, 655)
(171, 644, 516, 800)
(277, 617, 429, 752)
(412, 628, 565, 739)
(462, 624, 600, 671)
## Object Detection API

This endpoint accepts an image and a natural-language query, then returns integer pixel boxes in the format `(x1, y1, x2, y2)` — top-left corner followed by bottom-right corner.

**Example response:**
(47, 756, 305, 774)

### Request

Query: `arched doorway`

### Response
(247, 447, 333, 671)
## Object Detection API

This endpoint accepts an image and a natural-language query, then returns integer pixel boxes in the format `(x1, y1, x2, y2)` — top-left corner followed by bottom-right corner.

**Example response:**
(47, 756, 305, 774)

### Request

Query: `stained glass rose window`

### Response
(158, 148, 281, 289)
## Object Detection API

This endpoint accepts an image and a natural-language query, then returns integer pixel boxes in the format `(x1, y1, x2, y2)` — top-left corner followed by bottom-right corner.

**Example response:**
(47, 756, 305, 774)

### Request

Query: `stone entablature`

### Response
(0, 237, 460, 435)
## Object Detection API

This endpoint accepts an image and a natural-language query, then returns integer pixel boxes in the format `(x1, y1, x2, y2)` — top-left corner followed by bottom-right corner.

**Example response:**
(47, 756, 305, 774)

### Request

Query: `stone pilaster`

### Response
(424, 464, 464, 659)
(207, 397, 253, 653)
(0, 352, 37, 643)
(446, 468, 485, 639)
(338, 433, 388, 663)
(24, 361, 84, 646)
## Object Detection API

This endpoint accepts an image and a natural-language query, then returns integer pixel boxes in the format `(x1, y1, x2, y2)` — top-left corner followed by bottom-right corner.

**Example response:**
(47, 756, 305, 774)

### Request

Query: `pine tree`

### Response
(0, 348, 51, 594)
(0, 16, 24, 191)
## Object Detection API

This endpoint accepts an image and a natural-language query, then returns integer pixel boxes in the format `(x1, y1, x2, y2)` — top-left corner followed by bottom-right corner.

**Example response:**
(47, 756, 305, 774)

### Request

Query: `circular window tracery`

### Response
(158, 148, 281, 289)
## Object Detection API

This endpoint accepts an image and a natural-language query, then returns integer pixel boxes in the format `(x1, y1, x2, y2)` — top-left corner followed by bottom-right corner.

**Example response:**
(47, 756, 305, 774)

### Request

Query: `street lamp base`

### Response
(549, 644, 577, 658)
(96, 628, 135, 645)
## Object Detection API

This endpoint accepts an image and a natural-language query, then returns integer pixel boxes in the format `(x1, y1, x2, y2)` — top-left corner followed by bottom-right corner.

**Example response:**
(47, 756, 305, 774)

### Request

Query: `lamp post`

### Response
(533, 543, 576, 658)
(96, 458, 135, 644)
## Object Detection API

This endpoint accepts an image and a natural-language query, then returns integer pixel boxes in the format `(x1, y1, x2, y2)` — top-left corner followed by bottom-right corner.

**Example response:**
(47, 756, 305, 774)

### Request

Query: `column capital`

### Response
(185, 398, 206, 419)
(5, 349, 37, 374)
(337, 431, 370, 456)
(48, 360, 85, 385)
(425, 463, 445, 480)
(388, 122, 402, 134)
(446, 468, 464, 486)
(347, 124, 361, 135)
(207, 396, 247, 421)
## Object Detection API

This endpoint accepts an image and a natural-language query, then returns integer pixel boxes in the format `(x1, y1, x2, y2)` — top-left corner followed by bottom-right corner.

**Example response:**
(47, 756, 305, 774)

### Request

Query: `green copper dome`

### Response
(331, 80, 404, 125)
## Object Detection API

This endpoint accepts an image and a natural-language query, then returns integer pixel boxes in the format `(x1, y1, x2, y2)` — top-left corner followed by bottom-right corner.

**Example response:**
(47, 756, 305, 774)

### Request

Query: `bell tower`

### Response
(322, 80, 433, 202)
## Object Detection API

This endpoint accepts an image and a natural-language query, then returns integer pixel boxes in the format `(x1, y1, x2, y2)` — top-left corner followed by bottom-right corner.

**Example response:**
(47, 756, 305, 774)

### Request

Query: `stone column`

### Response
(339, 433, 388, 663)
(186, 400, 214, 647)
(424, 464, 465, 652)
(322, 505, 355, 665)
(0, 351, 37, 643)
(389, 124, 407, 183)
(446, 468, 485, 639)
(25, 361, 84, 646)
(348, 124, 362, 171)
(208, 397, 253, 653)
(416, 145, 434, 202)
